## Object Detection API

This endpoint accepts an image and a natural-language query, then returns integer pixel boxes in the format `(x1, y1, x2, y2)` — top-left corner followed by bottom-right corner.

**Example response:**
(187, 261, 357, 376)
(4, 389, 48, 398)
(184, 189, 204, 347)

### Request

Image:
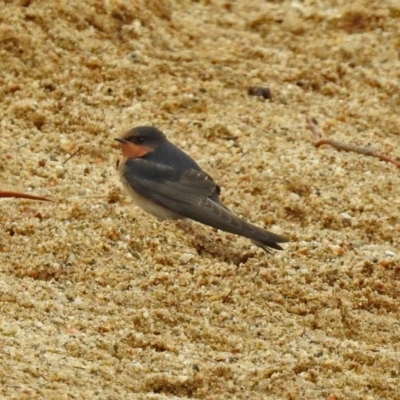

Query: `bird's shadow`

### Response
(174, 220, 259, 265)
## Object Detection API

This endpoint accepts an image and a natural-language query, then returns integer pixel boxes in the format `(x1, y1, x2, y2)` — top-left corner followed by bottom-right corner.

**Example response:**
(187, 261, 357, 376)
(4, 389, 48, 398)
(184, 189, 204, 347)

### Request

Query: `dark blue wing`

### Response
(123, 158, 287, 251)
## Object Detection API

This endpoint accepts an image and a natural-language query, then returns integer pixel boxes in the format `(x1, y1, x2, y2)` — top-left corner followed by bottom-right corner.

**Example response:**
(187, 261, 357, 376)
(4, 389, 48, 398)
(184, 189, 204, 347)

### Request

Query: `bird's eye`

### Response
(136, 137, 145, 144)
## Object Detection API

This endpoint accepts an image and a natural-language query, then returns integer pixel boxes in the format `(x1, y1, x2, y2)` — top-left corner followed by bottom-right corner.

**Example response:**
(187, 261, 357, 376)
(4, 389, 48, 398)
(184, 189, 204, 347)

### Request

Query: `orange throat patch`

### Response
(119, 141, 152, 158)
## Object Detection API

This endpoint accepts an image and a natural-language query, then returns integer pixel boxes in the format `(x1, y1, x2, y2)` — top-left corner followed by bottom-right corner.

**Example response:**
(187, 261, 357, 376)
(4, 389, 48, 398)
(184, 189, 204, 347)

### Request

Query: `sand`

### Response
(1, 0, 400, 399)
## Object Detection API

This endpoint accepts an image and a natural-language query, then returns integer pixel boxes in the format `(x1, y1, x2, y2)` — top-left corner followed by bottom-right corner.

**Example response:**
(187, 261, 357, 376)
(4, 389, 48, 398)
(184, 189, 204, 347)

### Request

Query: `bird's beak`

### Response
(114, 138, 128, 144)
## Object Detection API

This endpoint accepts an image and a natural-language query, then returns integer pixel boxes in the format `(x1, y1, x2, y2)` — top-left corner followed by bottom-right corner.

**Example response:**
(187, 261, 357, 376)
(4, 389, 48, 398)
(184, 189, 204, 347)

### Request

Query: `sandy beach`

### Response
(1, 0, 400, 398)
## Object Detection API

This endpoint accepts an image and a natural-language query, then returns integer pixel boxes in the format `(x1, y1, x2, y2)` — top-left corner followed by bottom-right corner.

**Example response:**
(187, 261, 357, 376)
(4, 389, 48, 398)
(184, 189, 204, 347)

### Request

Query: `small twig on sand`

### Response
(0, 191, 54, 202)
(63, 147, 81, 165)
(306, 117, 400, 169)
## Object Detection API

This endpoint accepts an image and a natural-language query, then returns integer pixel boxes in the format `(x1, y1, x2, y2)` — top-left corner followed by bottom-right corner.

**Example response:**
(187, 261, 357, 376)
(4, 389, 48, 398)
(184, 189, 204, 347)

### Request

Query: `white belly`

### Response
(120, 176, 182, 220)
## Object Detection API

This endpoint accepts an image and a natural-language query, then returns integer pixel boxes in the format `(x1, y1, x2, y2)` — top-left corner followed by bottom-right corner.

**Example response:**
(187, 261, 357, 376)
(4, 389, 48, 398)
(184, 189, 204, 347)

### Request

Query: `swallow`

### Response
(115, 126, 288, 253)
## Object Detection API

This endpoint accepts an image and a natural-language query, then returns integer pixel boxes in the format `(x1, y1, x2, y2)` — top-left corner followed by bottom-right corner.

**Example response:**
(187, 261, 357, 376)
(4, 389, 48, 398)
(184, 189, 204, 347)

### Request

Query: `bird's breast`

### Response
(118, 165, 182, 220)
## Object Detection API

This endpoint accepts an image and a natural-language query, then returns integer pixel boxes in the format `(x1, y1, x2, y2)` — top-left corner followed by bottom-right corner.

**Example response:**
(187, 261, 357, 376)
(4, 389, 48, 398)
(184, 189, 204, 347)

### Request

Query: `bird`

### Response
(115, 126, 288, 253)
